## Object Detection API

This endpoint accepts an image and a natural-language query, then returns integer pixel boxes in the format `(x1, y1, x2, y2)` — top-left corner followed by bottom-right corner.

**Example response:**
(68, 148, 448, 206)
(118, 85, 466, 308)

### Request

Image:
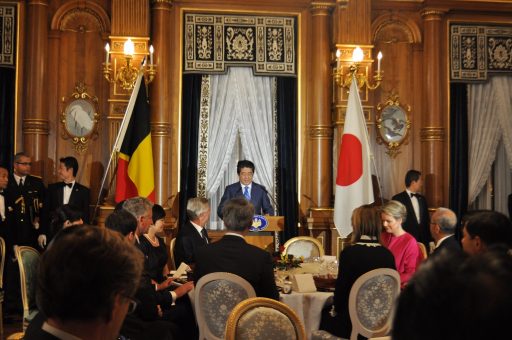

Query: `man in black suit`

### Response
(430, 207, 461, 255)
(217, 160, 274, 219)
(174, 197, 210, 267)
(45, 156, 90, 243)
(195, 197, 279, 300)
(24, 225, 144, 340)
(392, 169, 431, 248)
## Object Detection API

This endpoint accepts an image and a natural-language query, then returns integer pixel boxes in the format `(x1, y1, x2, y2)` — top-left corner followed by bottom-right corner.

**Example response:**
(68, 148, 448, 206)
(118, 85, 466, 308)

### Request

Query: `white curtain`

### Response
(202, 67, 276, 229)
(467, 76, 512, 204)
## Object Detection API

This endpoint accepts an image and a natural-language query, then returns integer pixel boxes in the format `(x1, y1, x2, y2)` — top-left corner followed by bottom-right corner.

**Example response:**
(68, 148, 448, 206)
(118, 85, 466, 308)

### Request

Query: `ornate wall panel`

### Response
(183, 13, 296, 76)
(451, 24, 512, 81)
(0, 4, 16, 66)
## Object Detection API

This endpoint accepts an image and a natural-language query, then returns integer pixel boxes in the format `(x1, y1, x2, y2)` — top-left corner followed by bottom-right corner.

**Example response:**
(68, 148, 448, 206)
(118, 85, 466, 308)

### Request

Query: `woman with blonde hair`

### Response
(381, 200, 420, 287)
(319, 204, 395, 338)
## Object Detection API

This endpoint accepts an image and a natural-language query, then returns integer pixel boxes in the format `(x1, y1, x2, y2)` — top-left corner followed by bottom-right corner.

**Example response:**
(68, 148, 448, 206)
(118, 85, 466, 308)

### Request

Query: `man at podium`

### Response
(217, 160, 274, 219)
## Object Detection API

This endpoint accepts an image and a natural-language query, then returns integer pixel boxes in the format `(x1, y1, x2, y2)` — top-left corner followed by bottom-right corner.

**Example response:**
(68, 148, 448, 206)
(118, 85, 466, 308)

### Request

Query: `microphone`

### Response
(302, 194, 318, 208)
(260, 185, 278, 216)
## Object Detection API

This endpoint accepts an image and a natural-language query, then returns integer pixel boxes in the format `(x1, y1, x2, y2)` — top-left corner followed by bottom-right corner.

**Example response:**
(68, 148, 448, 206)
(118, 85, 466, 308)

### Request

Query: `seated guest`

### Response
(174, 197, 210, 268)
(319, 205, 396, 339)
(121, 197, 197, 339)
(461, 210, 512, 255)
(217, 160, 274, 219)
(138, 204, 170, 283)
(195, 197, 279, 300)
(25, 225, 143, 340)
(393, 246, 512, 340)
(105, 209, 178, 340)
(430, 207, 461, 256)
(381, 200, 420, 288)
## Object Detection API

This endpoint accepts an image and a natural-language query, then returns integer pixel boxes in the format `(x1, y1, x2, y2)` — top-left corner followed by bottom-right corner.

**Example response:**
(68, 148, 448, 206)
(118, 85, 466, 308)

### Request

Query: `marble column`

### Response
(23, 0, 49, 177)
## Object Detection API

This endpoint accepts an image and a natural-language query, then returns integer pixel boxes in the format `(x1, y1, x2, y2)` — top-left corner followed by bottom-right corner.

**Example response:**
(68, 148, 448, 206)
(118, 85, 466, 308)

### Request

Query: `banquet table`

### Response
(280, 291, 333, 339)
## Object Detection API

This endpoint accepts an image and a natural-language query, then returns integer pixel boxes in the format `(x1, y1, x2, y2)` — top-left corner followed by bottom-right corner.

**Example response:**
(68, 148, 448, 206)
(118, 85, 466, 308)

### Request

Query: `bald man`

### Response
(430, 207, 461, 255)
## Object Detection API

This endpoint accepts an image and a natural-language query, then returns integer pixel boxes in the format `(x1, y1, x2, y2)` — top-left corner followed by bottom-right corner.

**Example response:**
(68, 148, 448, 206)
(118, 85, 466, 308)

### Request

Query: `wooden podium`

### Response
(245, 215, 284, 252)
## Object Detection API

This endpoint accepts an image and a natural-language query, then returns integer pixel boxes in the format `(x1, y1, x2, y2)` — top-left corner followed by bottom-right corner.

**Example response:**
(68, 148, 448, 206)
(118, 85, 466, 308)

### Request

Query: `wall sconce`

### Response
(334, 46, 383, 90)
(103, 38, 156, 91)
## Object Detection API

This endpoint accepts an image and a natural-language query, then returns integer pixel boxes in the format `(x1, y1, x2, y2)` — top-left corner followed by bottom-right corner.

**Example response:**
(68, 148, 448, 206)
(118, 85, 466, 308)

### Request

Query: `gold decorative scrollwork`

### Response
(309, 126, 333, 139)
(61, 82, 100, 154)
(376, 94, 411, 158)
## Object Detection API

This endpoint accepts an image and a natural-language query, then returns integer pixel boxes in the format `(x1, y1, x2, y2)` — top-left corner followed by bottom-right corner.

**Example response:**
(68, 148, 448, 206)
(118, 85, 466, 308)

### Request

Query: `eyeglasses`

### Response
(16, 162, 32, 166)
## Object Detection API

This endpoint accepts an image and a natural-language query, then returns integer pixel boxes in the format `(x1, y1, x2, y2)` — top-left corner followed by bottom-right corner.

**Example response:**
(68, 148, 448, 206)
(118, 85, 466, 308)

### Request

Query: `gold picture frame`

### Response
(61, 82, 99, 153)
(376, 94, 411, 158)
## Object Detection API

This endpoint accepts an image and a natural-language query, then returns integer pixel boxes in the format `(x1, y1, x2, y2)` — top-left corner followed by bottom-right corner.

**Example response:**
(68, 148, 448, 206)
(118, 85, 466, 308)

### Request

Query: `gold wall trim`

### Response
(420, 127, 445, 142)
(309, 125, 333, 139)
(151, 122, 172, 136)
(22, 119, 49, 135)
(196, 75, 211, 199)
(183, 12, 296, 76)
(421, 9, 445, 20)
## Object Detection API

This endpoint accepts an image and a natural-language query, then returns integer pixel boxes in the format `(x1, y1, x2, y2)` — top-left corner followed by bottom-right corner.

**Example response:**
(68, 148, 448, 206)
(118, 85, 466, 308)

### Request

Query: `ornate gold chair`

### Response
(194, 272, 256, 340)
(417, 242, 428, 261)
(283, 236, 325, 260)
(348, 268, 400, 340)
(14, 246, 40, 331)
(225, 297, 306, 340)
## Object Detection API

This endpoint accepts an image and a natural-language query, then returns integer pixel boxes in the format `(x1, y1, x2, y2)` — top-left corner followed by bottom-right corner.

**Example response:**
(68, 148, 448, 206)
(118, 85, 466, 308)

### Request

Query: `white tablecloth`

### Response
(280, 291, 333, 339)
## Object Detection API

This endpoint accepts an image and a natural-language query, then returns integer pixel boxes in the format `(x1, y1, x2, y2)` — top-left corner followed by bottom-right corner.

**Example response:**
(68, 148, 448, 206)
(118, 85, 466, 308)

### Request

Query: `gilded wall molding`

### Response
(309, 125, 333, 139)
(372, 13, 422, 44)
(152, 0, 172, 4)
(151, 122, 172, 136)
(22, 119, 50, 135)
(51, 0, 110, 32)
(183, 13, 296, 76)
(451, 24, 512, 81)
(0, 4, 16, 66)
(310, 2, 335, 15)
(196, 75, 211, 199)
(420, 9, 445, 20)
(420, 127, 445, 142)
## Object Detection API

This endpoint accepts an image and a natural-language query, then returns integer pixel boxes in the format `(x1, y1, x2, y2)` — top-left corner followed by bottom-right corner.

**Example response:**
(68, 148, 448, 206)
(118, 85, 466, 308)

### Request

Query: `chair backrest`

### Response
(169, 237, 176, 270)
(283, 236, 325, 259)
(348, 268, 400, 340)
(195, 272, 256, 340)
(225, 297, 306, 340)
(0, 236, 5, 289)
(417, 242, 428, 260)
(15, 246, 40, 330)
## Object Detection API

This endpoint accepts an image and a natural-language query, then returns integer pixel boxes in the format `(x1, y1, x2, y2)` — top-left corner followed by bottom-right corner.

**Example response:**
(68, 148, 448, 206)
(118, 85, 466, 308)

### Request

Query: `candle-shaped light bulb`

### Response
(105, 43, 110, 64)
(352, 46, 364, 63)
(336, 49, 341, 69)
(377, 51, 383, 73)
(149, 45, 154, 65)
(124, 38, 134, 56)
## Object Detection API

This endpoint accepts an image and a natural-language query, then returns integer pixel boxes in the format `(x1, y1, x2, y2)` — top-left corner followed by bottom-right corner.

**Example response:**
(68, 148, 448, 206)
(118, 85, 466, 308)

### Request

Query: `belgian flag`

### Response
(115, 77, 155, 203)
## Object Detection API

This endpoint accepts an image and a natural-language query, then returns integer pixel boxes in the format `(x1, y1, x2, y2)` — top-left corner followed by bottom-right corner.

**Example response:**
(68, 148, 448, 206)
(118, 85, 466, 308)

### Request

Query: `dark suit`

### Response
(217, 182, 274, 218)
(46, 181, 90, 225)
(392, 190, 431, 247)
(174, 221, 208, 267)
(4, 174, 46, 249)
(432, 235, 461, 255)
(23, 324, 59, 340)
(194, 234, 279, 300)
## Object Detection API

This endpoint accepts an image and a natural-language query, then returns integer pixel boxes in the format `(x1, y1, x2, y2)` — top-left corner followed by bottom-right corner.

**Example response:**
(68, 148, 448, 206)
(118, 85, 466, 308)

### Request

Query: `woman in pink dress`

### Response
(381, 200, 419, 288)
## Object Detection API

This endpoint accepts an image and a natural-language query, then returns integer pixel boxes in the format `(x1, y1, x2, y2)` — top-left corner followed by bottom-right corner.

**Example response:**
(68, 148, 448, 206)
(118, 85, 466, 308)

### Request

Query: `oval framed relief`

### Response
(61, 82, 100, 153)
(376, 94, 411, 158)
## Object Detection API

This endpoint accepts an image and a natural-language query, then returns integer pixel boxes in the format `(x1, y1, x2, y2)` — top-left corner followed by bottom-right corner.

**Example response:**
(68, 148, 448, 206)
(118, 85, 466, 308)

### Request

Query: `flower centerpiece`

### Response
(273, 246, 304, 271)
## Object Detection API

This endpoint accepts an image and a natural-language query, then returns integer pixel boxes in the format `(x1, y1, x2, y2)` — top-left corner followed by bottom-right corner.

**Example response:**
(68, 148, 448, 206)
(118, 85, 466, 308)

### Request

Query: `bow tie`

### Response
(64, 183, 73, 188)
(410, 193, 420, 198)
